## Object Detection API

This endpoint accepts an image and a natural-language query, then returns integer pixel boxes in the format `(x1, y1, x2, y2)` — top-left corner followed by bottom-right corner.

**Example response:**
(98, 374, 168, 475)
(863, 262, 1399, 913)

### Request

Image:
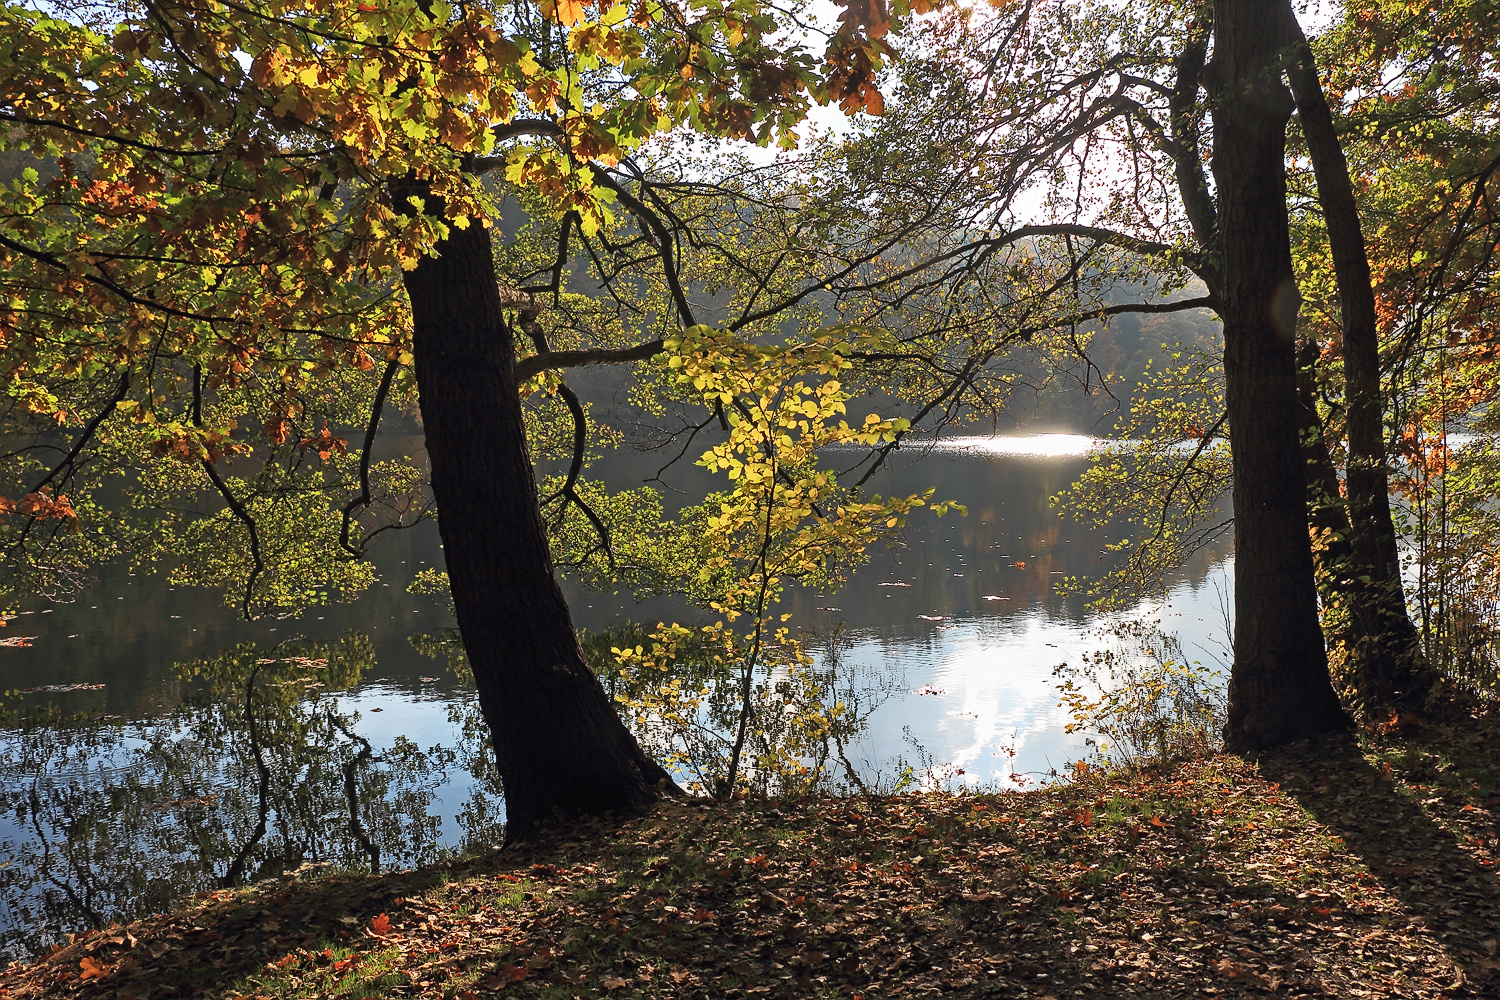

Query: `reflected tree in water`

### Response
(0, 633, 490, 957)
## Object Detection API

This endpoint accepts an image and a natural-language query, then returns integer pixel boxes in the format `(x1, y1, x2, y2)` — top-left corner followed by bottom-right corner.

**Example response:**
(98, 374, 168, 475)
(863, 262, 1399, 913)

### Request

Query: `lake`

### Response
(0, 433, 1231, 955)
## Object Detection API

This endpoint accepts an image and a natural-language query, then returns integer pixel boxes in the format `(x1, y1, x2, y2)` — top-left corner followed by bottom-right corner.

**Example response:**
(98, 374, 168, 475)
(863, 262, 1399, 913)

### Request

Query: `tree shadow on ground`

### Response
(1260, 717, 1500, 997)
(6, 764, 1491, 1000)
(19, 865, 448, 999)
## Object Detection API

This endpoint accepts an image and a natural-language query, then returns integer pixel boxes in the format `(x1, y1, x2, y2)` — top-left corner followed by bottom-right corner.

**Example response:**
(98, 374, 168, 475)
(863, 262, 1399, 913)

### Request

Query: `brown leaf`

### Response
(602, 975, 631, 990)
(370, 913, 391, 936)
(78, 956, 107, 981)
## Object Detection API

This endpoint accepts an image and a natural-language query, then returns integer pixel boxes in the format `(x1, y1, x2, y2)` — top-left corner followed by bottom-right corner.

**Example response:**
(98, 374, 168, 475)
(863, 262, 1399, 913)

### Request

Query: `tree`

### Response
(0, 0, 932, 834)
(1294, 0, 1500, 697)
(1205, 0, 1350, 749)
(874, 0, 1355, 748)
(1277, 5, 1435, 715)
(402, 215, 677, 827)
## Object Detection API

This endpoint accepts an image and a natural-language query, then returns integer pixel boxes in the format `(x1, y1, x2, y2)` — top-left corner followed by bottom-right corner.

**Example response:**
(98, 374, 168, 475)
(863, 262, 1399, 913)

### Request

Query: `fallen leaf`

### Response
(370, 913, 391, 936)
(78, 957, 106, 981)
(1215, 958, 1245, 979)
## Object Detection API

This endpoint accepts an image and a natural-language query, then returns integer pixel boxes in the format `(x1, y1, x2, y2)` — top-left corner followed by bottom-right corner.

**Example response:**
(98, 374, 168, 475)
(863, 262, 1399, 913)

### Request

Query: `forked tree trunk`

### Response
(1211, 0, 1352, 751)
(401, 215, 675, 838)
(1279, 5, 1437, 714)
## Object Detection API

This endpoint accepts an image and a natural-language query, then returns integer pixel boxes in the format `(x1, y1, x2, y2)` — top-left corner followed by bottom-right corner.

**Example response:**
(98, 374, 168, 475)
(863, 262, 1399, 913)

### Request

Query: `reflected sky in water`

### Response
(0, 433, 1232, 953)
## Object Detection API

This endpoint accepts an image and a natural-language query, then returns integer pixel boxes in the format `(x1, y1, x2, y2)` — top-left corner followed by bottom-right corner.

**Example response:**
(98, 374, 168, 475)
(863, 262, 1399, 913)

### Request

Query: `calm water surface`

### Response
(0, 434, 1231, 953)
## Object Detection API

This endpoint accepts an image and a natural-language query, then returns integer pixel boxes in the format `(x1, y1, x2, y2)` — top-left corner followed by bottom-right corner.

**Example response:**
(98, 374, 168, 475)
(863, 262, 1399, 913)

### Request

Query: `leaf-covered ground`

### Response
(6, 710, 1500, 1000)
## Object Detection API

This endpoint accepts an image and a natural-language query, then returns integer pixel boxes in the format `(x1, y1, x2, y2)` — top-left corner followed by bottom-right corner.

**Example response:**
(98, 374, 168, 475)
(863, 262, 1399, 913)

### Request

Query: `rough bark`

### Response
(1278, 5, 1437, 714)
(1210, 0, 1352, 752)
(401, 214, 676, 838)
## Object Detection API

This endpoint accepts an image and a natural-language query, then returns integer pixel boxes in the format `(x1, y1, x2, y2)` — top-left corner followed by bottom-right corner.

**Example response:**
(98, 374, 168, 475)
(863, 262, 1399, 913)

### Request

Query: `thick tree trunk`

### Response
(1279, 6, 1437, 714)
(1211, 0, 1352, 752)
(401, 215, 675, 838)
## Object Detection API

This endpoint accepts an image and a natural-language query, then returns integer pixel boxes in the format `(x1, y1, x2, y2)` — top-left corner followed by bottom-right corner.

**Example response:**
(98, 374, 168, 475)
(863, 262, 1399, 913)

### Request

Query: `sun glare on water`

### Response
(926, 433, 1104, 459)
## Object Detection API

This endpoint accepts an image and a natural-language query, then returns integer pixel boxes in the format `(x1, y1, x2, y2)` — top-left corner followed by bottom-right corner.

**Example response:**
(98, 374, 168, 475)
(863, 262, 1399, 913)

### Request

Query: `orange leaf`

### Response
(539, 0, 586, 24)
(838, 0, 891, 39)
(79, 957, 107, 981)
(370, 913, 391, 935)
(1215, 958, 1246, 979)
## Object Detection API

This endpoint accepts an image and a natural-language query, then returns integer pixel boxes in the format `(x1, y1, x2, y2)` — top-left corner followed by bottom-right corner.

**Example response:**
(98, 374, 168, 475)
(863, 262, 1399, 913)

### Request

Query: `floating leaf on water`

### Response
(20, 682, 104, 693)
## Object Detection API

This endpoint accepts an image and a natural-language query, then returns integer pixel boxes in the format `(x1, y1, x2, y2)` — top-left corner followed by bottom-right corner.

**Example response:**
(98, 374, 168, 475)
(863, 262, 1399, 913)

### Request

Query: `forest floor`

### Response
(5, 708, 1500, 1000)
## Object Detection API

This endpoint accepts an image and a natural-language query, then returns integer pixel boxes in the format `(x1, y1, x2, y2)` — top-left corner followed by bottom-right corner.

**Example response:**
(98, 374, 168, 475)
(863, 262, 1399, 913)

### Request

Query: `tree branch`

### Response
(339, 359, 399, 557)
(514, 339, 665, 381)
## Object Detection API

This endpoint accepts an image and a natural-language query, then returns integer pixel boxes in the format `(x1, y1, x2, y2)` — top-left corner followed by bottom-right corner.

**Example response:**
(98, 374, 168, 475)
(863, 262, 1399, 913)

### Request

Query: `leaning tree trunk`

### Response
(1212, 0, 1352, 752)
(401, 214, 675, 838)
(1279, 5, 1437, 714)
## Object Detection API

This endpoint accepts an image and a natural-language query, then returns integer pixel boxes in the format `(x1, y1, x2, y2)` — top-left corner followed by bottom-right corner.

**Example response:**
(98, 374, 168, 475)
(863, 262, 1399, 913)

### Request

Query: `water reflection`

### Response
(923, 433, 1104, 458)
(0, 635, 500, 958)
(0, 434, 1234, 955)
(827, 566, 1234, 791)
